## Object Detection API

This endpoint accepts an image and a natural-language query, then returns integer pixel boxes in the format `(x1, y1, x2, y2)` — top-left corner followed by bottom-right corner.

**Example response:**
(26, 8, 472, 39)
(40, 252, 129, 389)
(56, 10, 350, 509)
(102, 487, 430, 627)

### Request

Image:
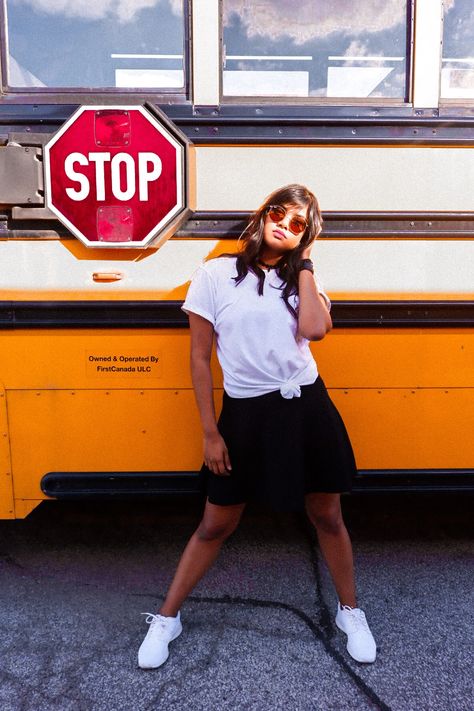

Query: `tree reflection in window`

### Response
(5, 0, 185, 90)
(223, 0, 408, 99)
(442, 0, 474, 100)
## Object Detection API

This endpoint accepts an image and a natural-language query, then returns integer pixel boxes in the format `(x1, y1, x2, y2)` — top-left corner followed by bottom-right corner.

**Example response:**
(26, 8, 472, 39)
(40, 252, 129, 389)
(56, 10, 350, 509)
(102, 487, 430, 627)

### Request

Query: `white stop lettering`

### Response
(64, 152, 162, 202)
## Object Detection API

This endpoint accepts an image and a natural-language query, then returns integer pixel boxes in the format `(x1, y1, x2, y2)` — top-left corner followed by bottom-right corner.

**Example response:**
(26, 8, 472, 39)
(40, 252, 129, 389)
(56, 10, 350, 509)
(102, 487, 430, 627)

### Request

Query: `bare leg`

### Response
(159, 500, 246, 617)
(305, 492, 357, 607)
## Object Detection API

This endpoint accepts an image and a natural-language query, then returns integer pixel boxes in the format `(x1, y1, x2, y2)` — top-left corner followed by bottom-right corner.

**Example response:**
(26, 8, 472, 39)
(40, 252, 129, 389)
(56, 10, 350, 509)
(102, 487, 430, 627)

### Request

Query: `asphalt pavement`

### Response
(0, 493, 472, 711)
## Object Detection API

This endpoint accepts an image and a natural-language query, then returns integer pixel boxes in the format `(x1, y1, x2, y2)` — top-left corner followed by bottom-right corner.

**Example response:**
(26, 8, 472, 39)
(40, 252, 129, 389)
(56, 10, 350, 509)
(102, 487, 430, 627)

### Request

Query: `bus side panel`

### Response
(0, 328, 471, 390)
(7, 388, 217, 500)
(0, 327, 221, 505)
(312, 329, 473, 389)
(331, 388, 473, 470)
(1, 325, 472, 505)
(314, 327, 474, 469)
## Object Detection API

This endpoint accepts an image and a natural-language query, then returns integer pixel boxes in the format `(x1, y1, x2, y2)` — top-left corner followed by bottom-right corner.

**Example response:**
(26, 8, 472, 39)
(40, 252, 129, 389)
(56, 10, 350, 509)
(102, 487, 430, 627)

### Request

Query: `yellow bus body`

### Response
(0, 234, 472, 518)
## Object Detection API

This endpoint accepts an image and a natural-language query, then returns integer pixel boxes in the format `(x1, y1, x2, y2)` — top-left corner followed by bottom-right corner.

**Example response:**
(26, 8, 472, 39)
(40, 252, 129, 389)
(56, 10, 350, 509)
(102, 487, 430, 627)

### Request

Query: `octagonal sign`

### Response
(44, 105, 193, 248)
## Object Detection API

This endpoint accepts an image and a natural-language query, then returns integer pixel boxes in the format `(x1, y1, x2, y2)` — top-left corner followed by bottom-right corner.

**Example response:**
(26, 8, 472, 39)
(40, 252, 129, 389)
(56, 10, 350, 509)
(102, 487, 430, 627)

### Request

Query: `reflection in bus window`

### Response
(222, 0, 408, 100)
(5, 0, 185, 90)
(441, 0, 474, 100)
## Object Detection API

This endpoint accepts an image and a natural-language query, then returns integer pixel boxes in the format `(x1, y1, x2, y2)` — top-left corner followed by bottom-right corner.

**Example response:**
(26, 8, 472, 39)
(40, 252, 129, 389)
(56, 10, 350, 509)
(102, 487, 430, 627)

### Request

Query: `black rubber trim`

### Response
(352, 469, 474, 493)
(0, 301, 185, 328)
(333, 301, 474, 327)
(41, 469, 474, 498)
(0, 300, 473, 329)
(41, 471, 202, 498)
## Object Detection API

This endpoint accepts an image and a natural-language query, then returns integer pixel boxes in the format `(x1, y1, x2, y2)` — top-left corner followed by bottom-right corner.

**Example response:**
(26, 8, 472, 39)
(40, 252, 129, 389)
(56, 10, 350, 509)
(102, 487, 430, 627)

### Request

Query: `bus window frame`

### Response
(219, 0, 415, 106)
(0, 0, 192, 103)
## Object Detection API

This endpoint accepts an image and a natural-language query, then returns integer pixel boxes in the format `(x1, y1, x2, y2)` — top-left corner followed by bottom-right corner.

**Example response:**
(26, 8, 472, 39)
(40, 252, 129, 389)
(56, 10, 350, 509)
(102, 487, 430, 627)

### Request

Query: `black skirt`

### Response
(200, 376, 357, 512)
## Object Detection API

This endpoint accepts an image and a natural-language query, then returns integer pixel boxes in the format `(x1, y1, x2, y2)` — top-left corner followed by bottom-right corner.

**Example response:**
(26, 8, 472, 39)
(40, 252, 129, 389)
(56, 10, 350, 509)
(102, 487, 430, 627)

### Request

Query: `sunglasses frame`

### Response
(266, 205, 308, 236)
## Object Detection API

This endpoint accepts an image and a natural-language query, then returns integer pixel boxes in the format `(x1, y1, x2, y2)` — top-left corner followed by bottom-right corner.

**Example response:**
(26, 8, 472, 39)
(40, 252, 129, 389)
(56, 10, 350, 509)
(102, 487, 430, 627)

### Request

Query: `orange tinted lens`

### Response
(268, 206, 286, 223)
(288, 217, 307, 235)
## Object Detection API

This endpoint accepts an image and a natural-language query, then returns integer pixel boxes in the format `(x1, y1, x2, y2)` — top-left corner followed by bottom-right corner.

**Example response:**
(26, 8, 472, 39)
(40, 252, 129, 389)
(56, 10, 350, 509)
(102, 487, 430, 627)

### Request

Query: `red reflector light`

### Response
(94, 110, 131, 147)
(97, 206, 133, 242)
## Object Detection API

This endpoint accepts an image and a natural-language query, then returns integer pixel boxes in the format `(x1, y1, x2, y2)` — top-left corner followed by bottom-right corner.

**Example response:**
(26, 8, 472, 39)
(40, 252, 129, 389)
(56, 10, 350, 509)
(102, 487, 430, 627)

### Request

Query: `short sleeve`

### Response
(182, 266, 216, 326)
(315, 274, 331, 311)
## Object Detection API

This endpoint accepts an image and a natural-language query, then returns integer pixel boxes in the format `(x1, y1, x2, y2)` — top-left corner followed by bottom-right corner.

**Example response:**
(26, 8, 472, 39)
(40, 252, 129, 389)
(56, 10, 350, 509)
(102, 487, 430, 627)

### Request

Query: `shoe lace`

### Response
(341, 606, 370, 633)
(141, 612, 167, 630)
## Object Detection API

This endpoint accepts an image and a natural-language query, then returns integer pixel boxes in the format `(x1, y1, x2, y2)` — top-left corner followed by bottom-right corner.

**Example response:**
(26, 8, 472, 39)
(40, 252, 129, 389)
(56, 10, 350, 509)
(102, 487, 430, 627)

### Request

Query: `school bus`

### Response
(0, 0, 473, 518)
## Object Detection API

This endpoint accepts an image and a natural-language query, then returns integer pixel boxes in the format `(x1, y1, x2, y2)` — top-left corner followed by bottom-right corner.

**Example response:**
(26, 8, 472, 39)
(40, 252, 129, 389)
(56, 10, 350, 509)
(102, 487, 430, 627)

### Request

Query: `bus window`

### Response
(222, 0, 410, 101)
(3, 0, 186, 92)
(441, 0, 474, 100)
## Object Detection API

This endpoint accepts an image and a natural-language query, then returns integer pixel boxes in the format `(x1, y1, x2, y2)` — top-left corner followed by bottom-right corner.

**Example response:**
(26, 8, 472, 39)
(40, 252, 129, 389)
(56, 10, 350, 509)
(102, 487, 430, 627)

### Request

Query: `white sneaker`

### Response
(138, 611, 182, 669)
(335, 603, 377, 663)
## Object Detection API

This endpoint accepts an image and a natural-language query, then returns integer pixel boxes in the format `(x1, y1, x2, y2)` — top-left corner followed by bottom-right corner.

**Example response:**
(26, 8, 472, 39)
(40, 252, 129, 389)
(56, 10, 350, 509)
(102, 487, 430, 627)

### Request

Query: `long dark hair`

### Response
(222, 184, 322, 318)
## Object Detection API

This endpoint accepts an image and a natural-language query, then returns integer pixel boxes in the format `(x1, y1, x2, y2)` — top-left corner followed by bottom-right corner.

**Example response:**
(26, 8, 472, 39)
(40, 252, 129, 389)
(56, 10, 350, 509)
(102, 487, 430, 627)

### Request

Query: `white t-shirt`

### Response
(182, 256, 331, 399)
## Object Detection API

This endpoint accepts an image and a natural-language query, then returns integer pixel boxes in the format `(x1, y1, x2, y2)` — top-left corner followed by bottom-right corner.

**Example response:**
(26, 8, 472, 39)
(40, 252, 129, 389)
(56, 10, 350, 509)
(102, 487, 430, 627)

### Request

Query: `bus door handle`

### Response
(92, 271, 124, 282)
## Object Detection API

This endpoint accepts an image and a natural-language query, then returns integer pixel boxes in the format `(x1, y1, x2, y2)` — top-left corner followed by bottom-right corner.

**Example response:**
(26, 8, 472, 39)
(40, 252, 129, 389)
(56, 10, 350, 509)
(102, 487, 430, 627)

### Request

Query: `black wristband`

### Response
(298, 259, 314, 274)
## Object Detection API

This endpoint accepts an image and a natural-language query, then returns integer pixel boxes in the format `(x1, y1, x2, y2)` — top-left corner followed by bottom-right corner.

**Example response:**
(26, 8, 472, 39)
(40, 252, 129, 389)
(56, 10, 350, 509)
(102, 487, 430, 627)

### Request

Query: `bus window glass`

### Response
(441, 0, 474, 100)
(5, 0, 185, 90)
(222, 0, 408, 100)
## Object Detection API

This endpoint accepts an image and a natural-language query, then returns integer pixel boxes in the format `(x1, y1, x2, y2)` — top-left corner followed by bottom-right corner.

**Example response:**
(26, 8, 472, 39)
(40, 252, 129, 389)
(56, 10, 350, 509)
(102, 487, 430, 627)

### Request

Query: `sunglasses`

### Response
(266, 205, 308, 236)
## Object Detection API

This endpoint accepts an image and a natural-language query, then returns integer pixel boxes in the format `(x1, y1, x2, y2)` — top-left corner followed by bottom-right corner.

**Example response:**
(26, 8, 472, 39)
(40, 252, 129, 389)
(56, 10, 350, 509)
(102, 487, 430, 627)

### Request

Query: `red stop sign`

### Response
(44, 105, 190, 248)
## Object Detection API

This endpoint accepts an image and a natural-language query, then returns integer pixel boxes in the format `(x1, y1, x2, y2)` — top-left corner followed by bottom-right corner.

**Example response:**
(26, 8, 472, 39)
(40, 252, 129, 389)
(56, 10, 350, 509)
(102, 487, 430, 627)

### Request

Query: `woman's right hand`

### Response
(204, 431, 232, 476)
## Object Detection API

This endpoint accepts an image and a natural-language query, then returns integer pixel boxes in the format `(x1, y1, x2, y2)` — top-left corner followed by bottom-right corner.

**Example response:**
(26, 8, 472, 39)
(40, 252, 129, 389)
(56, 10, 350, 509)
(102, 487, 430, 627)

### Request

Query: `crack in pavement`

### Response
(174, 593, 393, 711)
(0, 527, 392, 710)
(297, 512, 393, 711)
(296, 515, 335, 640)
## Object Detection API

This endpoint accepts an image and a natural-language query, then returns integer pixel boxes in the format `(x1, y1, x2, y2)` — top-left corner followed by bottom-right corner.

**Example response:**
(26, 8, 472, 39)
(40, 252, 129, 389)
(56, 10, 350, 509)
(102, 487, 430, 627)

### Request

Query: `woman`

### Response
(138, 184, 376, 668)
